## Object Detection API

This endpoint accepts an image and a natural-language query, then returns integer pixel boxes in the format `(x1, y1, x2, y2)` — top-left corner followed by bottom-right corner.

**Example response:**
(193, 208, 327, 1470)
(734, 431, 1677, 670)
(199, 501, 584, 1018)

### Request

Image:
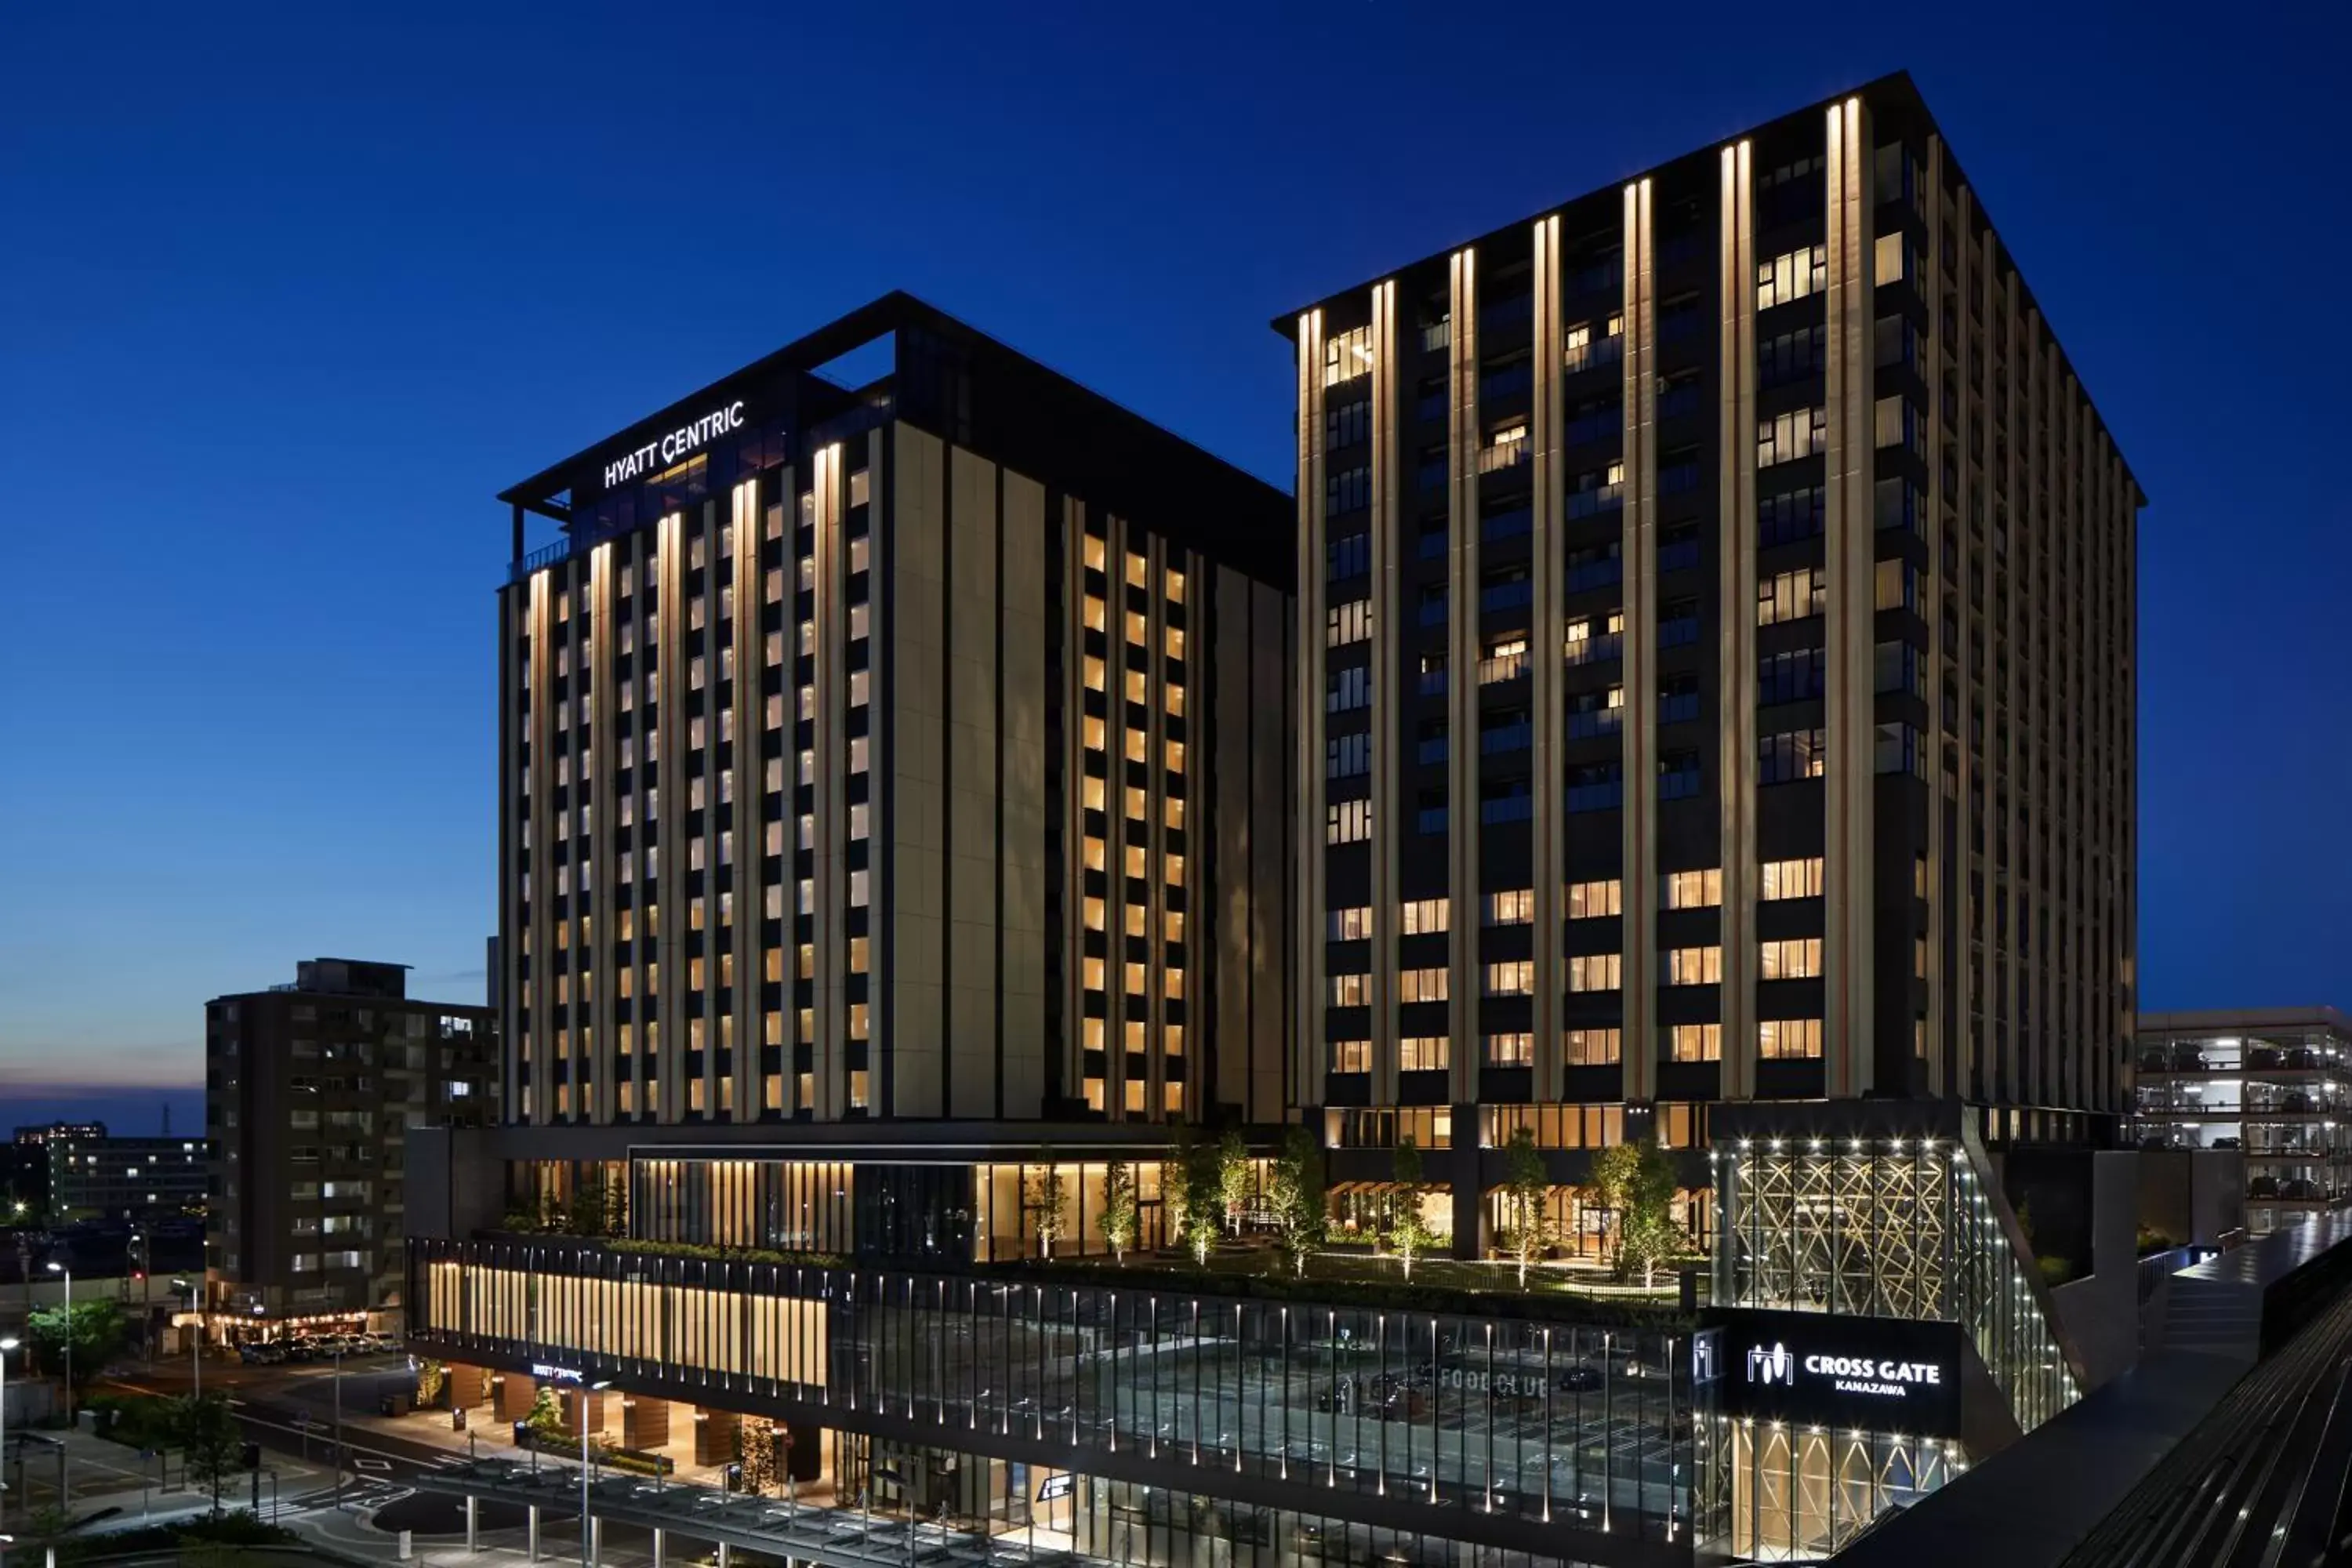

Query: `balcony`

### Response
(1476, 650, 1530, 685)
(1477, 434, 1530, 474)
(1563, 336, 1623, 376)
(1479, 722, 1532, 755)
(1564, 631, 1622, 667)
(1566, 483, 1623, 520)
(1566, 707, 1623, 740)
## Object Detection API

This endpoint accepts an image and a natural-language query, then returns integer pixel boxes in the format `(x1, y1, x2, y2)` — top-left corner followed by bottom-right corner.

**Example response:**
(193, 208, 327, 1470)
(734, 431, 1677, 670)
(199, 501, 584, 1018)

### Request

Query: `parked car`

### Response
(2212, 1137, 2241, 1150)
(2282, 1178, 2321, 1200)
(2249, 1176, 2281, 1199)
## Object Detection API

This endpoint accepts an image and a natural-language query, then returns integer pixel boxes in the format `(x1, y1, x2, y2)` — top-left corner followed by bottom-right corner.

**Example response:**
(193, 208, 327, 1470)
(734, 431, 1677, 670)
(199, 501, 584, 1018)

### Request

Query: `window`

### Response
(1758, 323, 1827, 387)
(1327, 600, 1373, 645)
(1756, 244, 1827, 309)
(1761, 857, 1825, 900)
(1664, 869, 1722, 909)
(1669, 1023, 1722, 1062)
(1759, 485, 1826, 546)
(1759, 728, 1828, 783)
(1483, 960, 1534, 996)
(1327, 732, 1370, 779)
(1327, 666, 1370, 712)
(1326, 398, 1370, 450)
(1566, 879, 1621, 919)
(1666, 946, 1722, 986)
(1327, 532, 1370, 580)
(1760, 938, 1824, 979)
(1759, 647, 1828, 705)
(1330, 1040, 1373, 1073)
(1327, 800, 1371, 844)
(1325, 465, 1370, 516)
(1400, 1036, 1450, 1072)
(1568, 953, 1621, 992)
(1486, 888, 1534, 926)
(1327, 973, 1371, 1007)
(1760, 1018, 1824, 1059)
(1757, 406, 1826, 466)
(1401, 897, 1450, 935)
(1757, 568, 1826, 625)
(1399, 967, 1449, 1004)
(1874, 229, 1907, 283)
(1324, 325, 1372, 387)
(1875, 558, 1921, 613)
(1564, 1028, 1621, 1065)
(1486, 1032, 1534, 1066)
(1327, 906, 1373, 942)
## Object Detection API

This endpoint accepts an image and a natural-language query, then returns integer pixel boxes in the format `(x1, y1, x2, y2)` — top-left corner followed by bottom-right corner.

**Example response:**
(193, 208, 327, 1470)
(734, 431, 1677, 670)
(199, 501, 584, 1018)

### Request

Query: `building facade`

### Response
(2136, 1008, 2352, 1234)
(410, 75, 2142, 1568)
(204, 959, 496, 1334)
(45, 1131, 207, 1224)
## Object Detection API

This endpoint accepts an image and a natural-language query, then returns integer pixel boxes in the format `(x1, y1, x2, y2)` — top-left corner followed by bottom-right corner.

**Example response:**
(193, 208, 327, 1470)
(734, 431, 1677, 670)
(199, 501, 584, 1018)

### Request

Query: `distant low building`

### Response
(44, 1131, 207, 1223)
(204, 958, 497, 1338)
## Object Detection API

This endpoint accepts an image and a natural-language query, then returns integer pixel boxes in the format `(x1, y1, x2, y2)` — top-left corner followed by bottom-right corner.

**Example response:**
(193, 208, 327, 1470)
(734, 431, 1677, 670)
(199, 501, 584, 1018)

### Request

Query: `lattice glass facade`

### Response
(1711, 1134, 2078, 1433)
(1693, 1424, 1961, 1563)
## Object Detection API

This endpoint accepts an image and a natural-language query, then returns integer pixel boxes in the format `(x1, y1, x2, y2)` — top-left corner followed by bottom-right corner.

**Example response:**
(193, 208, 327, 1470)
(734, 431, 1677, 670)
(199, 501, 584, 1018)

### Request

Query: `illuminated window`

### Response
(1083, 595, 1105, 633)
(1399, 1036, 1450, 1072)
(1125, 610, 1147, 646)
(1083, 655, 1106, 691)
(1327, 906, 1373, 941)
(1398, 967, 1448, 1004)
(1166, 626, 1185, 662)
(1757, 568, 1827, 626)
(1083, 896, 1105, 931)
(1124, 903, 1146, 938)
(1566, 879, 1622, 919)
(848, 1069, 869, 1110)
(1164, 797, 1185, 830)
(1082, 776, 1105, 812)
(1568, 953, 1621, 992)
(1123, 844, 1146, 880)
(1123, 961, 1146, 996)
(1124, 729, 1146, 764)
(1665, 946, 1722, 986)
(1083, 535, 1106, 572)
(1327, 973, 1370, 1007)
(1483, 960, 1534, 996)
(1565, 1028, 1621, 1065)
(1330, 1040, 1373, 1073)
(1125, 667, 1147, 706)
(1083, 837, 1105, 872)
(1760, 1018, 1824, 1059)
(1486, 1033, 1534, 1066)
(1162, 1080, 1184, 1114)
(1327, 601, 1373, 645)
(1166, 966, 1184, 1000)
(1166, 684, 1185, 718)
(1164, 568, 1185, 603)
(1164, 909, 1185, 942)
(1126, 551, 1147, 588)
(1164, 1024, 1184, 1057)
(1123, 1080, 1145, 1114)
(1125, 785, 1147, 820)
(1083, 956, 1105, 991)
(1664, 869, 1722, 909)
(1755, 243, 1827, 310)
(1323, 325, 1372, 387)
(1400, 898, 1450, 935)
(1760, 937, 1824, 980)
(1670, 1023, 1722, 1062)
(1166, 739, 1185, 772)
(1485, 889, 1534, 926)
(1327, 800, 1371, 844)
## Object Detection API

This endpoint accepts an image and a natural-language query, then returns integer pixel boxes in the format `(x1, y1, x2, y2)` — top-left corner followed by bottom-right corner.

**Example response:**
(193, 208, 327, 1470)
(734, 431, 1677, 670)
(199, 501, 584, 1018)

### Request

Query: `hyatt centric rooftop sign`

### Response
(602, 399, 747, 491)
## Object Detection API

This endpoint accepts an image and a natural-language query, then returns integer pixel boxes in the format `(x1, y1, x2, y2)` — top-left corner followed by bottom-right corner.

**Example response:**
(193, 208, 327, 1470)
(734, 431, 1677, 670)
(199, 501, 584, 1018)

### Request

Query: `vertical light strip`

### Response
(1997, 274, 2021, 1112)
(1442, 260, 1475, 1109)
(2019, 307, 2042, 1110)
(810, 448, 845, 1120)
(1145, 527, 1168, 1120)
(1530, 213, 1566, 1100)
(1922, 135, 1948, 1102)
(1975, 226, 1998, 1105)
(1061, 495, 1089, 1113)
(1619, 179, 1658, 1108)
(589, 537, 617, 1125)
(1369, 281, 1401, 1109)
(1951, 187, 1977, 1102)
(527, 568, 556, 1125)
(498, 583, 524, 1120)
(1821, 99, 1875, 1099)
(1105, 512, 1131, 1120)
(655, 508, 686, 1124)
(1294, 312, 1328, 1109)
(1719, 143, 1760, 1102)
(729, 478, 763, 1122)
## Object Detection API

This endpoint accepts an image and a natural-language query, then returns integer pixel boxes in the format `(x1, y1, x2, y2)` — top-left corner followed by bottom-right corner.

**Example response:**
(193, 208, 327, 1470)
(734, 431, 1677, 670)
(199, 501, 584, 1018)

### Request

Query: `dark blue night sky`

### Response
(3, 1, 2345, 1102)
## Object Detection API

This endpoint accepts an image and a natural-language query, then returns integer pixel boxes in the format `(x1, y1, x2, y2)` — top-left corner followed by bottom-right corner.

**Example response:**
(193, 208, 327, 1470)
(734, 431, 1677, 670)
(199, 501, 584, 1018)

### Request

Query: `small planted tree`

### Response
(1385, 1136, 1434, 1281)
(176, 1392, 245, 1516)
(1590, 1133, 1680, 1286)
(1266, 1125, 1327, 1277)
(1182, 1135, 1225, 1265)
(1216, 1130, 1253, 1235)
(737, 1417, 779, 1495)
(28, 1298, 129, 1410)
(1026, 1154, 1068, 1261)
(1099, 1160, 1138, 1263)
(1500, 1127, 1554, 1287)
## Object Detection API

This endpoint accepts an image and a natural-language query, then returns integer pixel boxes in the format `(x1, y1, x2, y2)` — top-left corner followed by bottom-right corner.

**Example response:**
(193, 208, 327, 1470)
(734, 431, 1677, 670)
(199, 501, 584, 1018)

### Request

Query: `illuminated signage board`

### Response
(531, 1362, 585, 1385)
(1704, 1308, 1965, 1435)
(601, 399, 747, 491)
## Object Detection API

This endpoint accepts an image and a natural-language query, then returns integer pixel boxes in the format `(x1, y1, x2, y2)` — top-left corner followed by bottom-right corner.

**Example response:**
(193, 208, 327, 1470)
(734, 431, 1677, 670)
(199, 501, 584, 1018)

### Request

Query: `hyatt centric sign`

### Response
(1702, 1309, 1965, 1435)
(602, 399, 748, 490)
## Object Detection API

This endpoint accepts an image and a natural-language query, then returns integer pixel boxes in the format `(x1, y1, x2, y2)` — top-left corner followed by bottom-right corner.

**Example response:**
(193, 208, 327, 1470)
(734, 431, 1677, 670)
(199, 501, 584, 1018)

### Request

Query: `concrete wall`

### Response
(2139, 1149, 2246, 1248)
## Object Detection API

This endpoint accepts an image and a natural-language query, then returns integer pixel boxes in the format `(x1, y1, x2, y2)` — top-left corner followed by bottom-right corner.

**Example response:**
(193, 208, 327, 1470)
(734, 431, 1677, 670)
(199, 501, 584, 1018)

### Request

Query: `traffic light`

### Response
(241, 1442, 261, 1471)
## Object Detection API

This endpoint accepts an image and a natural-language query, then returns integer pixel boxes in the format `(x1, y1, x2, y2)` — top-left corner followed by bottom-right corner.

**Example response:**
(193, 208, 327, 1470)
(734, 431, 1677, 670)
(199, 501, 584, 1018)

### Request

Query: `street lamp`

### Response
(1, 1336, 20, 1534)
(43, 1265, 69, 1423)
(171, 1279, 199, 1397)
(582, 1381, 612, 1568)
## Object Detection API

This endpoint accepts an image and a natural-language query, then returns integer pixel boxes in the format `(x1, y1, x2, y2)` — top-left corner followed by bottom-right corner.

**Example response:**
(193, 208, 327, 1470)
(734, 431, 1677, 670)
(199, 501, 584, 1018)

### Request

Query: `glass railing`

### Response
(1566, 708, 1623, 739)
(1480, 583, 1534, 612)
(1564, 336, 1624, 374)
(1564, 631, 1623, 666)
(1481, 507, 1532, 543)
(1566, 558, 1621, 590)
(1479, 724, 1532, 754)
(1480, 794, 1534, 824)
(1475, 651, 1530, 684)
(1477, 437, 1530, 474)
(1566, 484, 1624, 520)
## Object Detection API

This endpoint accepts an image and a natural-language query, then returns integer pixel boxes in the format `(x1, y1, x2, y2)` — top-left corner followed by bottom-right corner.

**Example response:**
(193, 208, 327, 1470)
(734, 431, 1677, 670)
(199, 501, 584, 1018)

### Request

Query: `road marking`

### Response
(355, 1458, 393, 1472)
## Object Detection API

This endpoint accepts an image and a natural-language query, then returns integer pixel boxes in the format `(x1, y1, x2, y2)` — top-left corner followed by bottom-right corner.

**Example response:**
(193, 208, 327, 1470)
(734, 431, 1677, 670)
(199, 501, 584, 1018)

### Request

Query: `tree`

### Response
(415, 1359, 448, 1409)
(1499, 1128, 1555, 1287)
(1098, 1160, 1138, 1263)
(1025, 1153, 1068, 1261)
(736, 1417, 779, 1496)
(1215, 1131, 1253, 1235)
(1181, 1134, 1225, 1265)
(524, 1386, 570, 1446)
(176, 1392, 245, 1516)
(1265, 1125, 1327, 1277)
(1385, 1137, 1434, 1282)
(1590, 1134, 1680, 1287)
(28, 1298, 129, 1404)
